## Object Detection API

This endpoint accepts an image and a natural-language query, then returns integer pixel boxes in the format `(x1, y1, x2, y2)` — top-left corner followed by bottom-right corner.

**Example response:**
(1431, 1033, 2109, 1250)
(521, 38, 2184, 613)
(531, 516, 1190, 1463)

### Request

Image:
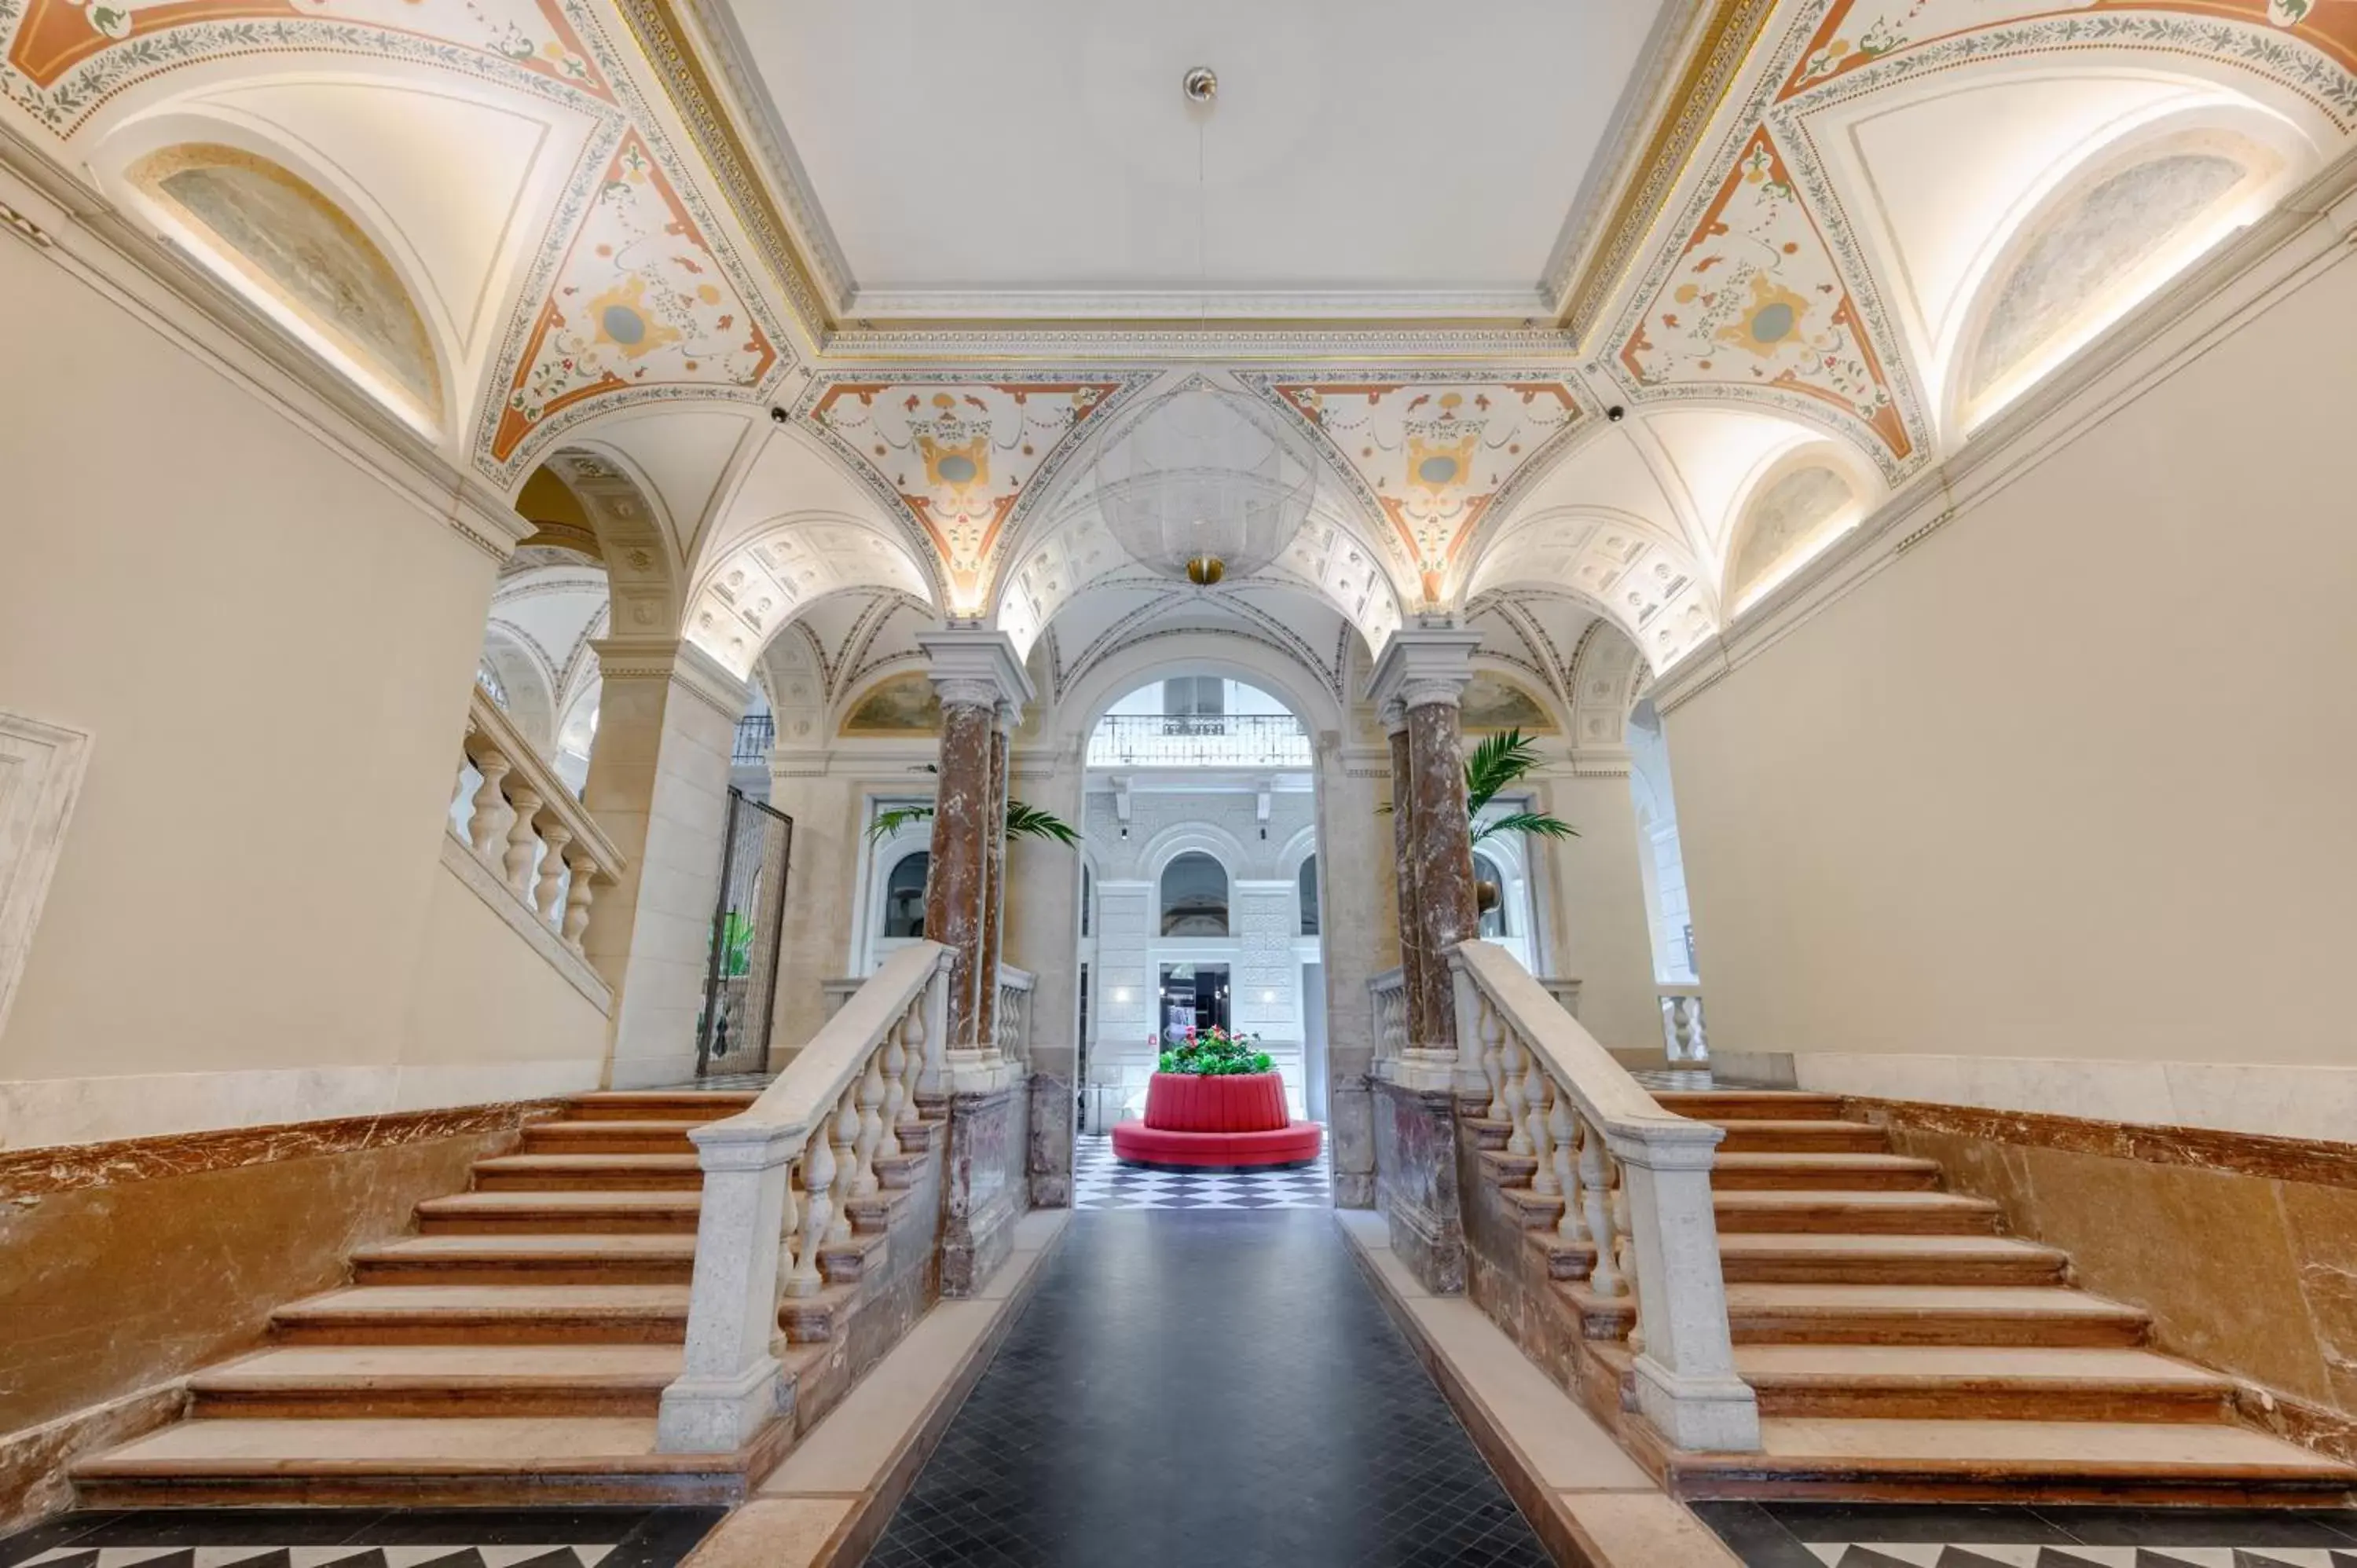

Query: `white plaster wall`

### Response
(0, 233, 618, 1144)
(1665, 244, 2357, 1127)
(1533, 772, 1670, 1057)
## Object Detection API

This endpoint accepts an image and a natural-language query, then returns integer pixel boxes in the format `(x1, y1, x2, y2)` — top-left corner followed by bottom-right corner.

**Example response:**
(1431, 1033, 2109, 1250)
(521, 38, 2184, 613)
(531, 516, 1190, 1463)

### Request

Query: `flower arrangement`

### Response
(1153, 1024, 1274, 1077)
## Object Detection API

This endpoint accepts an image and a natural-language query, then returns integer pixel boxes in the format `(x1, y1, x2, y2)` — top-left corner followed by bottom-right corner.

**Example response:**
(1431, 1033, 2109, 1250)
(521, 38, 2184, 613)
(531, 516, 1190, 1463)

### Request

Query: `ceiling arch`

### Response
(684, 511, 936, 679)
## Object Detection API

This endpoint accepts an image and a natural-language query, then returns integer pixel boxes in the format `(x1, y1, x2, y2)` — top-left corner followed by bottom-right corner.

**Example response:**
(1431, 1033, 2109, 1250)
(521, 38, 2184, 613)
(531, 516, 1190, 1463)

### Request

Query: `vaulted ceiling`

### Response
(8, 0, 2348, 685)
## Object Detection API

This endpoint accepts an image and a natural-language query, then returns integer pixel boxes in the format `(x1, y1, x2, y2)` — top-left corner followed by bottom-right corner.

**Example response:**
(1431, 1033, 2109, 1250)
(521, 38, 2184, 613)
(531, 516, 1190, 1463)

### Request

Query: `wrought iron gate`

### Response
(695, 789, 792, 1078)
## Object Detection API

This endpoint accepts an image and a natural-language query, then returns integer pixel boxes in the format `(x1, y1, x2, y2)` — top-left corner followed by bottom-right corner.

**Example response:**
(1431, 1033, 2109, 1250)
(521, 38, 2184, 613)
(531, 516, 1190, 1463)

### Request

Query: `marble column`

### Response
(1382, 697, 1430, 1048)
(580, 636, 752, 1088)
(973, 715, 1013, 1050)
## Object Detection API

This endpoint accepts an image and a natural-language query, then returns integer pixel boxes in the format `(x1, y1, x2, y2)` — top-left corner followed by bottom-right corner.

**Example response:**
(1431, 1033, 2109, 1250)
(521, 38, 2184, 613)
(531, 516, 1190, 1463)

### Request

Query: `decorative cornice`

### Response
(588, 635, 753, 720)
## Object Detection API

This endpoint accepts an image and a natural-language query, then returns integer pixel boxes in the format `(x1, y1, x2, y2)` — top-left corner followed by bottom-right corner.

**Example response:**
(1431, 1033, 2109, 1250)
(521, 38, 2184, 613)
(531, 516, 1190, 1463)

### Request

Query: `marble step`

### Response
(522, 1119, 709, 1155)
(350, 1233, 698, 1286)
(560, 1090, 759, 1123)
(1709, 1119, 1893, 1155)
(71, 1416, 758, 1508)
(416, 1189, 702, 1235)
(1666, 1416, 2357, 1506)
(1712, 1189, 2002, 1235)
(1725, 1284, 2150, 1347)
(1716, 1232, 2068, 1287)
(471, 1153, 706, 1192)
(1653, 1091, 1850, 1122)
(1709, 1152, 1943, 1191)
(1730, 1345, 2238, 1422)
(270, 1284, 691, 1346)
(187, 1344, 683, 1419)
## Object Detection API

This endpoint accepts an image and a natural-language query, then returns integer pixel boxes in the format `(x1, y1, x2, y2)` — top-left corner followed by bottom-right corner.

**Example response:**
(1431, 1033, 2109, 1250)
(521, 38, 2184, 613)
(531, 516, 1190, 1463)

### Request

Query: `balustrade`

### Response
(1369, 967, 1409, 1061)
(1539, 976, 1585, 1019)
(449, 688, 624, 959)
(658, 942, 955, 1453)
(1659, 982, 1709, 1062)
(1450, 942, 1759, 1451)
(994, 965, 1036, 1062)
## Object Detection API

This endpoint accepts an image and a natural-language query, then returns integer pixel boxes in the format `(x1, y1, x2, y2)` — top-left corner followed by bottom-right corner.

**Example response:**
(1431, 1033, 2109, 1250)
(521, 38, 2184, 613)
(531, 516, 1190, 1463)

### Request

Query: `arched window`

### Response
(1160, 852, 1230, 936)
(882, 852, 929, 939)
(1474, 852, 1511, 939)
(1298, 855, 1320, 936)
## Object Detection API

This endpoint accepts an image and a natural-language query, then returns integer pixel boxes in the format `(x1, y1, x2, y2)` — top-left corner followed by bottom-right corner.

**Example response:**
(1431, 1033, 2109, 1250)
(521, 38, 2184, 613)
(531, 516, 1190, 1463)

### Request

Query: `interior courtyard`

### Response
(4, 2, 2357, 1563)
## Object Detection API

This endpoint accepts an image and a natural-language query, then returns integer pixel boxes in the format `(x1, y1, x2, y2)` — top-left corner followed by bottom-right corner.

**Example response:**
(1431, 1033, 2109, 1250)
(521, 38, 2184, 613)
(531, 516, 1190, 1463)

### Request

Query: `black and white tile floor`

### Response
(1698, 1501, 2357, 1567)
(1071, 1131, 1331, 1211)
(0, 1511, 722, 1568)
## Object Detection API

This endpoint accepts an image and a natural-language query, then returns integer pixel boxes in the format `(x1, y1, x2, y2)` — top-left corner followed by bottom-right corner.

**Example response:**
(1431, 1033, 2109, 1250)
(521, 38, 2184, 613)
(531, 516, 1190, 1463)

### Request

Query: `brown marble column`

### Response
(1383, 698, 1431, 1046)
(918, 628, 1036, 1051)
(973, 714, 1014, 1050)
(1402, 682, 1479, 1053)
(922, 684, 999, 1050)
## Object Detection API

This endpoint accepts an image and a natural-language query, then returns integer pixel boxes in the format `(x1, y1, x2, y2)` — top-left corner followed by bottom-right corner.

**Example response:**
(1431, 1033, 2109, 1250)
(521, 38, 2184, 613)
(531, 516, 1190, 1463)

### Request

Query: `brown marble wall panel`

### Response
(1373, 1079, 1466, 1294)
(1857, 1097, 2357, 1462)
(1026, 1072, 1072, 1209)
(940, 1082, 1026, 1297)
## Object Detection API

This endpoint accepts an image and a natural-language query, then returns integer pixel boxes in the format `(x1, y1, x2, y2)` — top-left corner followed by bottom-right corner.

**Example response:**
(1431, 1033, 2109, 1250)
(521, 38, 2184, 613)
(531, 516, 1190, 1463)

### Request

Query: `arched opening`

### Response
(882, 851, 929, 940)
(1159, 852, 1230, 936)
(1298, 855, 1320, 937)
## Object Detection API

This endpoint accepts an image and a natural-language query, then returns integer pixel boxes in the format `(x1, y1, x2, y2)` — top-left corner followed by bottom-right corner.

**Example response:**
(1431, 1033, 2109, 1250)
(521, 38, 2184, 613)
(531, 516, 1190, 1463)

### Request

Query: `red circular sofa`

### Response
(1109, 1072, 1323, 1169)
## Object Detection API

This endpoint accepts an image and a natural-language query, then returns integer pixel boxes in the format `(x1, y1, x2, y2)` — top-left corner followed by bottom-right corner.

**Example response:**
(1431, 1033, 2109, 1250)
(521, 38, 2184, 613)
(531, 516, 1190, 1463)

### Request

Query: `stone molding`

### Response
(587, 635, 753, 720)
(917, 628, 1036, 714)
(1369, 625, 1485, 715)
(0, 708, 91, 1045)
(0, 1097, 563, 1200)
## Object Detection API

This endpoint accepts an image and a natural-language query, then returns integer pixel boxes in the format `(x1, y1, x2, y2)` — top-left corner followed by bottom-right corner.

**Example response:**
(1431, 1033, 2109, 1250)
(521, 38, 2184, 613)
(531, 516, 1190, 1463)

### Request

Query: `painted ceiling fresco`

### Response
(787, 372, 1158, 613)
(6, 0, 2357, 672)
(1239, 375, 1589, 607)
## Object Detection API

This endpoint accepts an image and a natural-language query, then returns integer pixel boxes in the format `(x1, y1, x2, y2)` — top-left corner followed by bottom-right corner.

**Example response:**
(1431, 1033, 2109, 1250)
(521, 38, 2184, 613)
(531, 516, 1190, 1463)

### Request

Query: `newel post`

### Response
(656, 1118, 800, 1453)
(1607, 1119, 1761, 1451)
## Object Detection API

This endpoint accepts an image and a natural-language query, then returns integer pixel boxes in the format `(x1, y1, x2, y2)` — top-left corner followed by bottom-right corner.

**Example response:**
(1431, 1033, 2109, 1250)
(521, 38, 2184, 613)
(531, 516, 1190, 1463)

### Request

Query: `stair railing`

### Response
(1658, 981, 1710, 1061)
(657, 940, 953, 1453)
(1369, 967, 1409, 1061)
(1450, 940, 1760, 1452)
(450, 687, 625, 960)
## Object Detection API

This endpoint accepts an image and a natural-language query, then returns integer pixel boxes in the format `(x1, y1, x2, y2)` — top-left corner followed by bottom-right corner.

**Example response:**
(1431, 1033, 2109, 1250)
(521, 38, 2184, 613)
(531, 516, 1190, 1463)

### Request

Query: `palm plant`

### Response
(865, 764, 1080, 846)
(1463, 729, 1580, 848)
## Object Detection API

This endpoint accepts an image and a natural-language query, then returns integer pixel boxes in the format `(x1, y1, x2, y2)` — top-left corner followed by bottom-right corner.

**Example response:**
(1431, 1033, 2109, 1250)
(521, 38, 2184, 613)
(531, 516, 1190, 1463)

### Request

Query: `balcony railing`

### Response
(732, 713, 775, 765)
(1085, 713, 1312, 769)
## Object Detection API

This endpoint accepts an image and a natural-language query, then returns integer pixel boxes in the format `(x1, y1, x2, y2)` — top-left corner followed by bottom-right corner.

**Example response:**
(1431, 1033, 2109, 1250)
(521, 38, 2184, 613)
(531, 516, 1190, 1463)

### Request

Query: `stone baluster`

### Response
(852, 1044, 886, 1197)
(827, 1086, 859, 1241)
(1582, 1116, 1623, 1296)
(1527, 1068, 1559, 1196)
(878, 1016, 907, 1162)
(1684, 998, 1709, 1062)
(785, 1132, 832, 1298)
(772, 1153, 802, 1301)
(561, 850, 597, 954)
(467, 746, 515, 858)
(1612, 1151, 1643, 1354)
(897, 998, 929, 1138)
(1480, 995, 1508, 1120)
(1552, 1094, 1583, 1240)
(533, 822, 574, 926)
(1500, 1017, 1531, 1158)
(501, 787, 544, 893)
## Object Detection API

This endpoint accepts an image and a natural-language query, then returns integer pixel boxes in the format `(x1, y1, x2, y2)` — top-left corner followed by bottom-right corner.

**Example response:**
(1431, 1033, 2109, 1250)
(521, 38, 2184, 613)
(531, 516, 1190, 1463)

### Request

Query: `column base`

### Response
(1631, 1355, 1763, 1452)
(1027, 1071, 1072, 1208)
(654, 1356, 789, 1453)
(1371, 1076, 1466, 1295)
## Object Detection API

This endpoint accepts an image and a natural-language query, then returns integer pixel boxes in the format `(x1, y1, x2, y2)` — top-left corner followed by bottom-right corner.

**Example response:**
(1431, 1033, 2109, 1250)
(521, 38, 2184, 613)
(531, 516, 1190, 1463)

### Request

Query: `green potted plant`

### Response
(1383, 727, 1579, 910)
(864, 764, 1080, 845)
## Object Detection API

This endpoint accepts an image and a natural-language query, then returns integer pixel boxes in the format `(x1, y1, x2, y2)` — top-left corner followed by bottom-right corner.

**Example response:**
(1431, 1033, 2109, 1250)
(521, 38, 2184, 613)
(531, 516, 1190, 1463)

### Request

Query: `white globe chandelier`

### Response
(1087, 64, 1318, 587)
(1091, 385, 1319, 585)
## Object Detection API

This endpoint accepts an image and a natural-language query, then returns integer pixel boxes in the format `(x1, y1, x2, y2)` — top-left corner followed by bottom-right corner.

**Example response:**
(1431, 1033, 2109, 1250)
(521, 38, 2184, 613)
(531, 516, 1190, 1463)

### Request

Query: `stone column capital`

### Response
(1369, 624, 1483, 714)
(918, 628, 1036, 714)
(588, 636, 753, 720)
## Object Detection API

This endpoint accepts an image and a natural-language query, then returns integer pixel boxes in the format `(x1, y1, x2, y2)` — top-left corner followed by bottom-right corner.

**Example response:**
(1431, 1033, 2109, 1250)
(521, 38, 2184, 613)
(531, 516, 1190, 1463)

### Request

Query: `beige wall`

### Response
(1665, 245, 2357, 1100)
(399, 863, 608, 1094)
(0, 225, 609, 1144)
(1535, 772, 1662, 1057)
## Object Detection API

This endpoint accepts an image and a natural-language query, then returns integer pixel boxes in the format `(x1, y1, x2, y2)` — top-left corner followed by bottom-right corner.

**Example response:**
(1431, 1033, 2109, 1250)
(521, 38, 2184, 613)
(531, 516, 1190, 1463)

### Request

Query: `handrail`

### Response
(1450, 940, 1759, 1453)
(657, 941, 953, 1453)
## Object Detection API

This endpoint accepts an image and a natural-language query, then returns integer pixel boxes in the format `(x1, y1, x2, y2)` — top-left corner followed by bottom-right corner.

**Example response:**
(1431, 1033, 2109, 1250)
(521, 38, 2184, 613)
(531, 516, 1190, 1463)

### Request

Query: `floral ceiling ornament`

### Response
(1240, 374, 1585, 609)
(789, 372, 1160, 614)
(490, 128, 780, 467)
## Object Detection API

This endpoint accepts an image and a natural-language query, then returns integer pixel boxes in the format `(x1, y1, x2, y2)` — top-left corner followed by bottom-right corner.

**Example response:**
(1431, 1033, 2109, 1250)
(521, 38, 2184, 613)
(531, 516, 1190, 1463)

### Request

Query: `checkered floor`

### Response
(1072, 1132, 1331, 1211)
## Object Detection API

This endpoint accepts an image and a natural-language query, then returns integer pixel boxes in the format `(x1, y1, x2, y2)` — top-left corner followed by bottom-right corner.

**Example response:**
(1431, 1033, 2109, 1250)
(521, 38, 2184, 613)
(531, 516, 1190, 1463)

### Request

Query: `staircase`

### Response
(71, 1087, 942, 1507)
(1468, 1086, 2357, 1506)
